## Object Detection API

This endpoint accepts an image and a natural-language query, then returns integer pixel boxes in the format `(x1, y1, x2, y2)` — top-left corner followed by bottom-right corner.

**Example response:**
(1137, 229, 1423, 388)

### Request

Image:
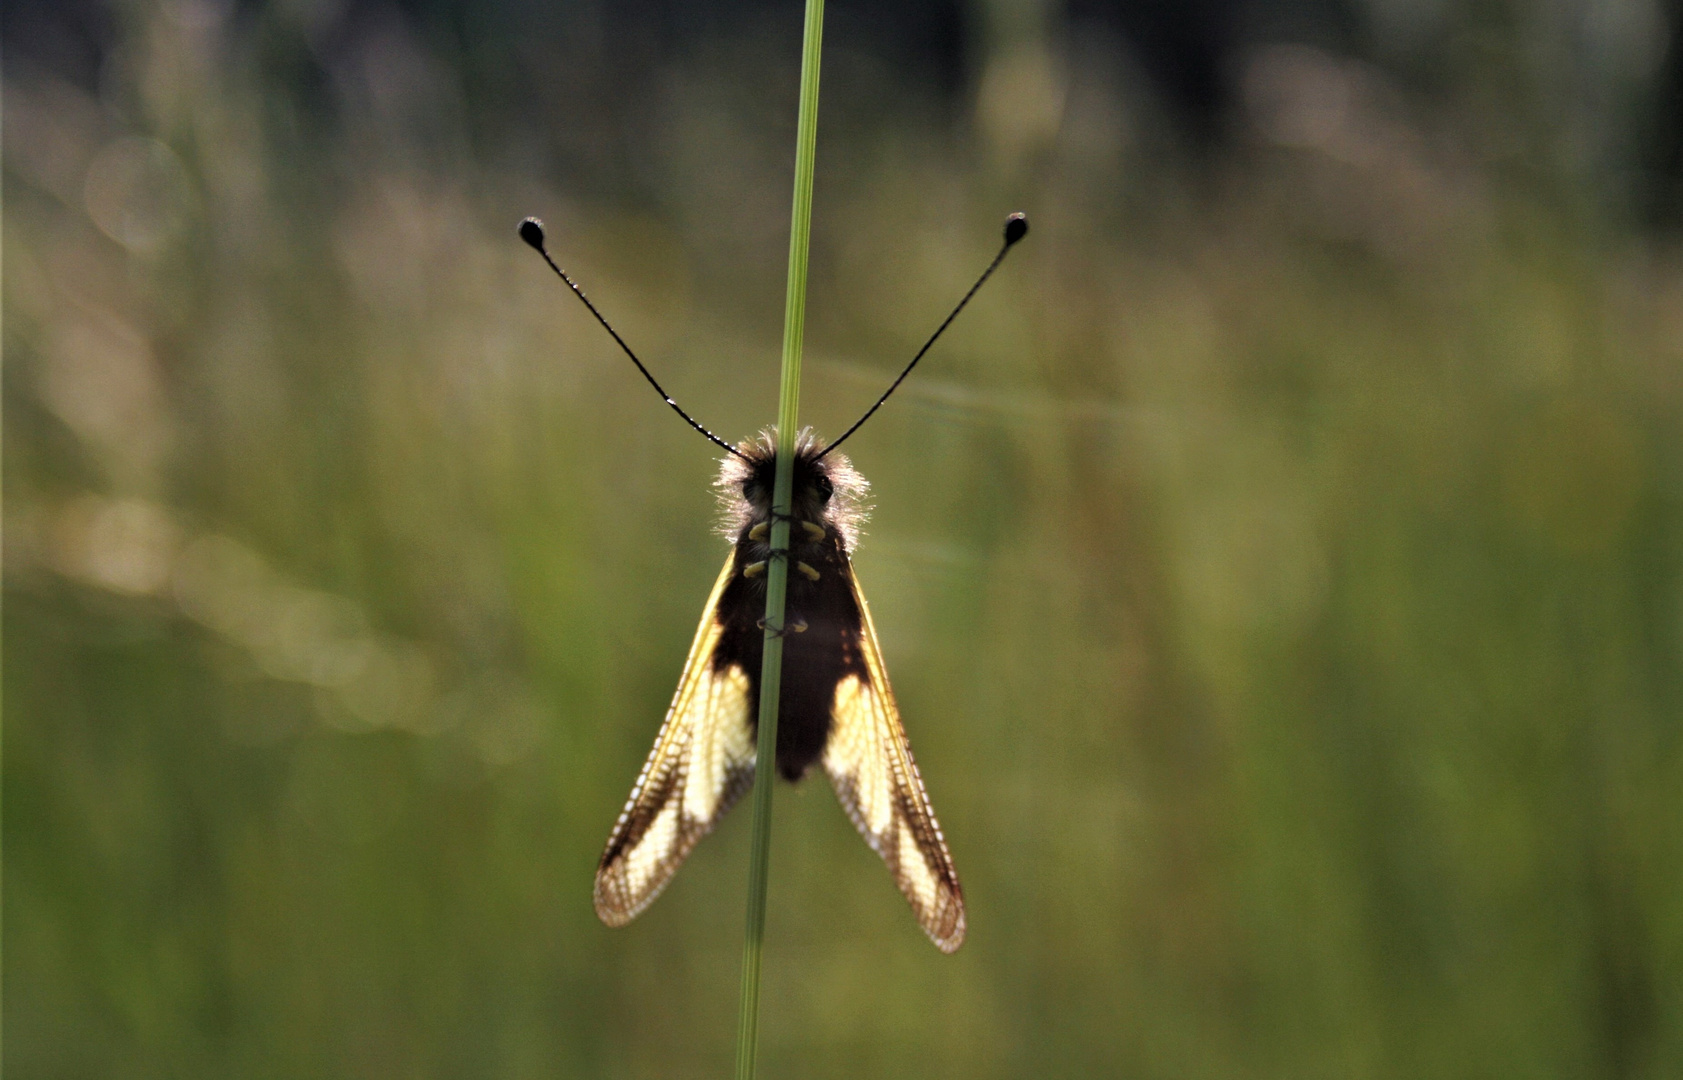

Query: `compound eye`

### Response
(814, 475, 834, 502)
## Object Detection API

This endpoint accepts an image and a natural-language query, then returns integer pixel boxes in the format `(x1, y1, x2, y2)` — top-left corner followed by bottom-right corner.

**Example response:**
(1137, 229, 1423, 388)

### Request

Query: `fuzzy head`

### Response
(716, 428, 869, 552)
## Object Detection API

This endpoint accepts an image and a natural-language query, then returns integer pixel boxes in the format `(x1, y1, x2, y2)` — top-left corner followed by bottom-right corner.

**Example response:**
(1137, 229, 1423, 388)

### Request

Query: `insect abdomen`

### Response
(712, 531, 865, 781)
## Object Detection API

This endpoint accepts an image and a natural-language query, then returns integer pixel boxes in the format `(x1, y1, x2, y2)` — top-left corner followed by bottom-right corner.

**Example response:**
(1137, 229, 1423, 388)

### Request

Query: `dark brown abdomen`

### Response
(711, 536, 866, 781)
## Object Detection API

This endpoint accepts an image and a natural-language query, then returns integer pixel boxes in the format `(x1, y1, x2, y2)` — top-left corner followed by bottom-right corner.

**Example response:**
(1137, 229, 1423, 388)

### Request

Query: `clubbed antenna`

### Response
(817, 213, 1029, 459)
(520, 217, 747, 460)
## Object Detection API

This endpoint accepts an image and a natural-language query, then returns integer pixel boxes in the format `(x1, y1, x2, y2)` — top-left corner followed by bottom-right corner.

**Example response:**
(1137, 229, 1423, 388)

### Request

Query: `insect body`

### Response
(519, 212, 1026, 952)
(593, 431, 965, 950)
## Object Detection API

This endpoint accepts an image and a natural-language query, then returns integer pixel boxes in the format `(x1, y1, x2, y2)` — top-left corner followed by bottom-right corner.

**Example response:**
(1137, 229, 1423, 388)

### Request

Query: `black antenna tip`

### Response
(1003, 213, 1029, 246)
(519, 217, 546, 252)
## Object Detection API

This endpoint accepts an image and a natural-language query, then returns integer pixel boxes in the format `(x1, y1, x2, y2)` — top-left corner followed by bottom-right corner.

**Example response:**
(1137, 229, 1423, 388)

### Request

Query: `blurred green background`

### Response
(5, 0, 1682, 1076)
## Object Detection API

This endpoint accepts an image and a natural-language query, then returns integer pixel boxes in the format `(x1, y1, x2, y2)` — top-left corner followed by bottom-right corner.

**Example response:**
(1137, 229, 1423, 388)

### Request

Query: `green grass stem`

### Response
(733, 0, 824, 1077)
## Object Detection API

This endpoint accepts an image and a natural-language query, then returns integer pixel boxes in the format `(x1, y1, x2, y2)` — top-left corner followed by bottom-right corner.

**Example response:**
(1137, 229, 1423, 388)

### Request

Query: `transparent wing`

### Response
(823, 561, 966, 952)
(594, 554, 756, 926)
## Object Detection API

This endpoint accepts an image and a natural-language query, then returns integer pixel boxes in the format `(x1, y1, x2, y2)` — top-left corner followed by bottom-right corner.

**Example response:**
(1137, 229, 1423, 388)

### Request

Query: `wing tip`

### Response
(593, 878, 633, 928)
(931, 922, 966, 953)
(593, 867, 659, 928)
(924, 894, 967, 953)
(595, 905, 635, 929)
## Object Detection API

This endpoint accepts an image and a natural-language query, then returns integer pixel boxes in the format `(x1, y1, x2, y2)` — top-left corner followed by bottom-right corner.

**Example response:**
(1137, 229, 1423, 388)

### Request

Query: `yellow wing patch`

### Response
(823, 562, 966, 952)
(594, 555, 756, 926)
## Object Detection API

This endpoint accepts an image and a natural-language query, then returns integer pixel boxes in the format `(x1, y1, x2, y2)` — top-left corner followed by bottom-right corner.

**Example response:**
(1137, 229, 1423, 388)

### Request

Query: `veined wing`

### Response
(823, 561, 966, 952)
(595, 554, 755, 926)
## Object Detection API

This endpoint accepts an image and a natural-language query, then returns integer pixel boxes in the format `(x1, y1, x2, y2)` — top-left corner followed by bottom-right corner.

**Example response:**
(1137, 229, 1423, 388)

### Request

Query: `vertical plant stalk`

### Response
(734, 0, 824, 1076)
